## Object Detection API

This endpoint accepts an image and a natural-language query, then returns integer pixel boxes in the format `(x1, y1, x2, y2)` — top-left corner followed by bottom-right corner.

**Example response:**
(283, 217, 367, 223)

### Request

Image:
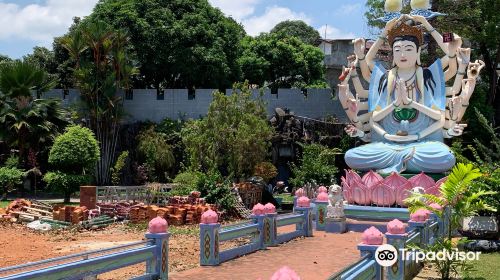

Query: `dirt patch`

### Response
(0, 221, 204, 279)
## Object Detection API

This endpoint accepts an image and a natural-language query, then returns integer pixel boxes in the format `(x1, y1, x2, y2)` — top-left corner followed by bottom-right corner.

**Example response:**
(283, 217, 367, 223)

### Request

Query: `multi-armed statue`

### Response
(340, 1, 484, 175)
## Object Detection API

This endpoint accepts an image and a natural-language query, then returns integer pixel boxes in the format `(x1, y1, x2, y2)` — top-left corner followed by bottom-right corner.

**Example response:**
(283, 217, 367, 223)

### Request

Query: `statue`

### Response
(339, 7, 485, 174)
(327, 184, 345, 219)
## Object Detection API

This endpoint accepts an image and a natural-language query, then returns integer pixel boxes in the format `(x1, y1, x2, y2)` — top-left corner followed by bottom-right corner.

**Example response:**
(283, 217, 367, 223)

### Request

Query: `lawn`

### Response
(0, 200, 11, 208)
(463, 253, 500, 280)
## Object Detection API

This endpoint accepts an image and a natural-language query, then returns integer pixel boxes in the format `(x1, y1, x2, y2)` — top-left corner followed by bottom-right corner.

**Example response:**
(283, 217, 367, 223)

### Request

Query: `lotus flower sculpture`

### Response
(341, 170, 447, 207)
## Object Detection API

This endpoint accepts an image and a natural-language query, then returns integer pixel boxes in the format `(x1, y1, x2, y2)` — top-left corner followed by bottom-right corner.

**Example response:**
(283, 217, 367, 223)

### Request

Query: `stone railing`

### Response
(199, 200, 313, 266)
(0, 217, 170, 280)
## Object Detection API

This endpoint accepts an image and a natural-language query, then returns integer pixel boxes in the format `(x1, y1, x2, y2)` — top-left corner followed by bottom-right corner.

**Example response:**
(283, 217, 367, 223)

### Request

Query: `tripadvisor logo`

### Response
(374, 244, 481, 266)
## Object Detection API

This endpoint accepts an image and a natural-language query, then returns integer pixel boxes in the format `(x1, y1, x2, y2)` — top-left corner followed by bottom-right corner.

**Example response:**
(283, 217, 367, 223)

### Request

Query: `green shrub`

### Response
(137, 127, 175, 182)
(197, 172, 235, 213)
(111, 151, 129, 185)
(4, 156, 19, 168)
(171, 171, 203, 196)
(45, 125, 100, 202)
(0, 167, 24, 200)
(289, 143, 341, 187)
(48, 125, 100, 173)
(43, 171, 90, 197)
(181, 82, 272, 179)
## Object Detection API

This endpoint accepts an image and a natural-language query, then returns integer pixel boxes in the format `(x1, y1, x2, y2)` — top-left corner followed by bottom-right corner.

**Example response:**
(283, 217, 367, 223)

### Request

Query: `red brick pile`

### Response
(129, 204, 216, 225)
(53, 205, 89, 224)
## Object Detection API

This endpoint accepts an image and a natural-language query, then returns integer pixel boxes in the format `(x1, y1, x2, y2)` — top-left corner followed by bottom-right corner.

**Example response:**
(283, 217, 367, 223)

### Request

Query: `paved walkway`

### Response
(169, 227, 363, 280)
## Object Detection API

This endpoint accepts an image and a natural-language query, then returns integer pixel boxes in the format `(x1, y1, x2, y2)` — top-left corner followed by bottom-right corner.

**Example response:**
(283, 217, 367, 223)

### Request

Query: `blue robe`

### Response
(345, 60, 455, 174)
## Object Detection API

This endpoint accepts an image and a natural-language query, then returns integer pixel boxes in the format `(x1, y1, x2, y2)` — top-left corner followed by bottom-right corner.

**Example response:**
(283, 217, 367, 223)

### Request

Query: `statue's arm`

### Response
(405, 101, 442, 121)
(412, 15, 449, 55)
(371, 119, 419, 142)
(347, 55, 369, 98)
(352, 38, 372, 82)
(366, 17, 399, 70)
(444, 38, 463, 82)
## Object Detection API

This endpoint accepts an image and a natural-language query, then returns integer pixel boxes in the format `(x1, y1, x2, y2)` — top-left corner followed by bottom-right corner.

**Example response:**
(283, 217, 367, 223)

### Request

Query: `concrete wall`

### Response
(42, 88, 348, 123)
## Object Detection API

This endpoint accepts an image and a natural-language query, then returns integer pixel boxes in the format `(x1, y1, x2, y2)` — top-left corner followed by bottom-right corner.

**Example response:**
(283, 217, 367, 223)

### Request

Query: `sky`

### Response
(0, 0, 372, 59)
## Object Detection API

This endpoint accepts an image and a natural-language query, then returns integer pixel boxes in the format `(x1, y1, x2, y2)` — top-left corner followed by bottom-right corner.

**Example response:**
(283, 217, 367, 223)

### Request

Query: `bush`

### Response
(253, 162, 278, 182)
(43, 171, 91, 197)
(48, 125, 100, 173)
(0, 167, 24, 200)
(289, 143, 341, 187)
(111, 151, 129, 185)
(137, 127, 175, 182)
(197, 172, 236, 213)
(46, 125, 100, 202)
(171, 171, 203, 196)
(182, 82, 272, 179)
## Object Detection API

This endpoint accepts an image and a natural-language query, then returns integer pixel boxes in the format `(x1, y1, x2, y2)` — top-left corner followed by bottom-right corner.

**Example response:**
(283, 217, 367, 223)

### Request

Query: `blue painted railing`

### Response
(200, 206, 313, 266)
(328, 209, 448, 280)
(0, 232, 170, 280)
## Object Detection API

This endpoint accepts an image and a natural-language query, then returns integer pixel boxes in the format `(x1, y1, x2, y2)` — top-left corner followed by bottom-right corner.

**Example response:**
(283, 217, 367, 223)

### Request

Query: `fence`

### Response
(0, 230, 170, 280)
(328, 209, 447, 280)
(199, 206, 313, 266)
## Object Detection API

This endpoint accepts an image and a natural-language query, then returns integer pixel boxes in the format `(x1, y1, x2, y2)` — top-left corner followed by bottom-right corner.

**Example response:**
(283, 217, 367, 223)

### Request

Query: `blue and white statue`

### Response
(338, 10, 485, 175)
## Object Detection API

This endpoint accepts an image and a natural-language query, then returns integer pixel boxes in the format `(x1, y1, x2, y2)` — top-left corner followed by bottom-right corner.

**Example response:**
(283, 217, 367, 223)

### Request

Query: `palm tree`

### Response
(62, 20, 137, 184)
(0, 61, 68, 168)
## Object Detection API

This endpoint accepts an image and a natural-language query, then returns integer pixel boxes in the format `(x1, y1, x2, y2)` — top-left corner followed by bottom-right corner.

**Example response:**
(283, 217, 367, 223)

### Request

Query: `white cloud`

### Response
(242, 6, 312, 36)
(209, 0, 261, 21)
(0, 0, 98, 47)
(318, 25, 355, 39)
(335, 3, 362, 15)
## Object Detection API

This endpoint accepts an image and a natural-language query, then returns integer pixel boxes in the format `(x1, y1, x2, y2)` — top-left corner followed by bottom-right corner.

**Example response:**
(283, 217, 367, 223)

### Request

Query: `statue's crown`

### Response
(387, 22, 423, 46)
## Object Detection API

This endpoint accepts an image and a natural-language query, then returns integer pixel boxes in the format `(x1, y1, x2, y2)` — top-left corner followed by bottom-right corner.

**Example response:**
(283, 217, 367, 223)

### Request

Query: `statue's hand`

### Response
(345, 124, 364, 138)
(457, 48, 471, 65)
(461, 78, 475, 97)
(448, 35, 462, 57)
(447, 123, 467, 137)
(394, 79, 405, 106)
(410, 15, 432, 30)
(352, 38, 365, 59)
(384, 17, 400, 33)
(467, 60, 485, 79)
(347, 54, 357, 69)
(346, 97, 359, 116)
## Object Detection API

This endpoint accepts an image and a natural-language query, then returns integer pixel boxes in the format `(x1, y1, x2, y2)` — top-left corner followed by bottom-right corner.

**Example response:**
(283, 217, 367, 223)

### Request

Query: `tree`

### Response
(61, 19, 137, 185)
(44, 125, 100, 202)
(0, 54, 11, 64)
(239, 34, 327, 90)
(0, 61, 68, 169)
(137, 127, 175, 182)
(87, 0, 245, 90)
(182, 82, 273, 180)
(23, 47, 59, 89)
(270, 20, 321, 46)
(365, 0, 500, 124)
(289, 143, 340, 187)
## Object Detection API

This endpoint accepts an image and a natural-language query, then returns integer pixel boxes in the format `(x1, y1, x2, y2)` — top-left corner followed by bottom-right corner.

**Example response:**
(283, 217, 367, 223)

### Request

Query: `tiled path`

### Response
(169, 227, 363, 280)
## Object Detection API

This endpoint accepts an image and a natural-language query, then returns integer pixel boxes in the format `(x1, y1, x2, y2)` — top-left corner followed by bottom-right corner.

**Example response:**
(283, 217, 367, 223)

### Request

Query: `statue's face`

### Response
(393, 40, 418, 69)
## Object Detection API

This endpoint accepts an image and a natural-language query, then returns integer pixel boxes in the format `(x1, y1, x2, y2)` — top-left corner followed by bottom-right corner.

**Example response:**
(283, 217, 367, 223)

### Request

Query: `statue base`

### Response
(325, 217, 347, 234)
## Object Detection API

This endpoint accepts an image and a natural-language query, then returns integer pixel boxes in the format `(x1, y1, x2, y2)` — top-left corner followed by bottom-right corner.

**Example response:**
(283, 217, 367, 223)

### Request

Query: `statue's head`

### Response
(388, 22, 423, 69)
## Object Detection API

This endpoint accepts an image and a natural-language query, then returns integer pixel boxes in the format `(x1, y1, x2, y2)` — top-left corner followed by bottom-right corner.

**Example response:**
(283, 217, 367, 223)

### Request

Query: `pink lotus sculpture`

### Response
(269, 266, 301, 280)
(409, 209, 428, 222)
(341, 170, 447, 207)
(295, 188, 305, 197)
(318, 186, 328, 193)
(148, 216, 168, 233)
(361, 226, 384, 245)
(387, 219, 406, 234)
(201, 209, 218, 224)
(264, 203, 276, 214)
(252, 203, 265, 215)
(297, 196, 310, 207)
(316, 192, 329, 202)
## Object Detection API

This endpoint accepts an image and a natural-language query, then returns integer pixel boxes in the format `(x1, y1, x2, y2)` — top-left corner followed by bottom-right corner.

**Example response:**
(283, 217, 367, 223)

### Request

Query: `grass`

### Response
(274, 193, 294, 203)
(0, 200, 12, 208)
(462, 253, 500, 280)
(125, 221, 200, 236)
